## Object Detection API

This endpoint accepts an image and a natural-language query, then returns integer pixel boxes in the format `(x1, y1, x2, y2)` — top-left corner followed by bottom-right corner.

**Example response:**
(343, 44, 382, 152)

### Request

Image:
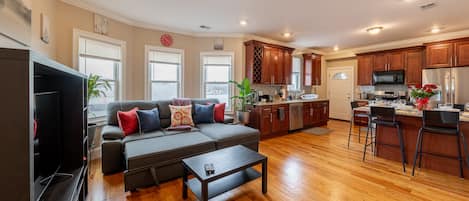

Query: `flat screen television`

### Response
(33, 91, 62, 200)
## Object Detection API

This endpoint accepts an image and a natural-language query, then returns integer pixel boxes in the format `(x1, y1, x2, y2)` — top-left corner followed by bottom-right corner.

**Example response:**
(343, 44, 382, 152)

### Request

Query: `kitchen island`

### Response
(356, 107, 469, 177)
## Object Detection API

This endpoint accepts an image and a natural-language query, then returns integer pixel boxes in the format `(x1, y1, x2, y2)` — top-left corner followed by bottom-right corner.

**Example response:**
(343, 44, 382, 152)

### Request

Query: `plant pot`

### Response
(236, 111, 250, 125)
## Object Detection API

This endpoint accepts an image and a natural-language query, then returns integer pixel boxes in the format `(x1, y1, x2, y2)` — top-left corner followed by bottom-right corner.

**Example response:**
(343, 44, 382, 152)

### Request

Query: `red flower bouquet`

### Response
(409, 84, 438, 111)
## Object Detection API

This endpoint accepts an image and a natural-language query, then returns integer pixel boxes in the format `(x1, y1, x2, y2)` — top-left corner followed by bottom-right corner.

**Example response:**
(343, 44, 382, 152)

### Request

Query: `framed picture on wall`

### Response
(0, 0, 32, 46)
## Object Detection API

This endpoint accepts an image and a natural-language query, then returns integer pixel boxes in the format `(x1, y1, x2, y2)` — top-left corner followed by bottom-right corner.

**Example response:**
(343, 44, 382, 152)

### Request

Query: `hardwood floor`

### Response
(88, 120, 469, 201)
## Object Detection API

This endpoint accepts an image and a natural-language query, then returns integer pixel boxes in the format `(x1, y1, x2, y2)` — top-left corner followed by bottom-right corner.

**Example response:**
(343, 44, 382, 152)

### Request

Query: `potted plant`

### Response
(409, 83, 438, 111)
(87, 74, 111, 147)
(229, 78, 253, 124)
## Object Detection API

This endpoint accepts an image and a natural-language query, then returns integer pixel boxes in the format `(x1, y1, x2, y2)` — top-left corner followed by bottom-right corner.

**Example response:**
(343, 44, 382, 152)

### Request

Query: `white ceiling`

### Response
(65, 0, 469, 52)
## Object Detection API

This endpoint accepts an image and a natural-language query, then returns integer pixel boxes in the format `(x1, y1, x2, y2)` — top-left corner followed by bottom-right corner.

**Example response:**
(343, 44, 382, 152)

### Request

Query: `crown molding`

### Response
(325, 29, 469, 60)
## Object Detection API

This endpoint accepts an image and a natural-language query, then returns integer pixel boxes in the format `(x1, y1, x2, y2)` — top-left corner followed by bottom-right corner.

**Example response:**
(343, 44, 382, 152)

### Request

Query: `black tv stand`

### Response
(40, 172, 74, 185)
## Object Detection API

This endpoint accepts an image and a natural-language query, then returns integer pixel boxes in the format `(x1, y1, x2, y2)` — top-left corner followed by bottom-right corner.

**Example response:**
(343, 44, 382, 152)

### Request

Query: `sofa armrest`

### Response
(102, 125, 124, 140)
(101, 139, 124, 174)
(223, 115, 234, 124)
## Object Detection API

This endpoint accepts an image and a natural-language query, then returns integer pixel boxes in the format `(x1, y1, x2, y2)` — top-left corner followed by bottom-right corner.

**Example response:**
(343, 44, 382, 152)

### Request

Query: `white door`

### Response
(327, 67, 354, 120)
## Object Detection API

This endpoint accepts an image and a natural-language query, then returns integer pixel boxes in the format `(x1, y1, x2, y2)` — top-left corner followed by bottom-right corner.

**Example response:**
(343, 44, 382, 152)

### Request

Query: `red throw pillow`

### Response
(207, 102, 225, 123)
(117, 107, 139, 136)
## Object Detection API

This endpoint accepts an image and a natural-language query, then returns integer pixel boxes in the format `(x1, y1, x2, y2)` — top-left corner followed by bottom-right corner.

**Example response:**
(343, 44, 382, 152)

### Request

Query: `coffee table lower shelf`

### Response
(185, 168, 261, 200)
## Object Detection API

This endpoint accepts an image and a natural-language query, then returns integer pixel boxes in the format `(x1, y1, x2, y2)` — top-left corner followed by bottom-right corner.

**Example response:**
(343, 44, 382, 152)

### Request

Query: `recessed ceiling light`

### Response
(282, 32, 292, 38)
(366, 26, 383, 35)
(431, 26, 441, 33)
(333, 45, 339, 51)
(239, 20, 248, 26)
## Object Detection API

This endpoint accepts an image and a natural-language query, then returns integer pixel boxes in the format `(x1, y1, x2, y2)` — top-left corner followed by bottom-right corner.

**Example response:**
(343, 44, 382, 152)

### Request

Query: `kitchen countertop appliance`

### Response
(373, 70, 405, 85)
(422, 67, 469, 105)
(289, 103, 303, 131)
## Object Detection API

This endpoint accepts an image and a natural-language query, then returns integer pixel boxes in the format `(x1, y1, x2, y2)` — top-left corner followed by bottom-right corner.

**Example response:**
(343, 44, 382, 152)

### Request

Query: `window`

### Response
(201, 52, 234, 111)
(288, 57, 301, 91)
(78, 36, 123, 118)
(146, 47, 183, 100)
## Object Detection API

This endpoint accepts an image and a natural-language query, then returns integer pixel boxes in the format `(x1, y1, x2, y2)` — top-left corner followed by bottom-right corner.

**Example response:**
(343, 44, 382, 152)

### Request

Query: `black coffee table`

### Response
(182, 145, 267, 201)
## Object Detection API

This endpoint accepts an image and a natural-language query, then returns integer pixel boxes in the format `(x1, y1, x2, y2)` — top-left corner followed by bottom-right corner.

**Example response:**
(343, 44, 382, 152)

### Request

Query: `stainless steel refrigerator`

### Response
(422, 67, 469, 105)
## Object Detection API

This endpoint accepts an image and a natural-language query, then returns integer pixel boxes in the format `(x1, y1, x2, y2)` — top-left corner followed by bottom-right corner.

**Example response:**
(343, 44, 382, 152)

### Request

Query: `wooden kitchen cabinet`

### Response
(424, 37, 469, 68)
(455, 40, 469, 67)
(373, 51, 405, 72)
(303, 53, 322, 86)
(425, 42, 453, 68)
(303, 101, 329, 128)
(357, 55, 373, 85)
(249, 104, 289, 137)
(405, 47, 424, 85)
(244, 40, 295, 85)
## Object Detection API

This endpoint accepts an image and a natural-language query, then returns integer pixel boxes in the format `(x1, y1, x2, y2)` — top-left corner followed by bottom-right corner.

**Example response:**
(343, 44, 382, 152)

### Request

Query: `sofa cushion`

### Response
(117, 107, 140, 136)
(197, 123, 260, 148)
(102, 125, 125, 140)
(136, 108, 161, 133)
(194, 104, 215, 124)
(107, 101, 158, 126)
(213, 103, 226, 123)
(169, 105, 194, 127)
(124, 132, 216, 170)
(122, 130, 166, 145)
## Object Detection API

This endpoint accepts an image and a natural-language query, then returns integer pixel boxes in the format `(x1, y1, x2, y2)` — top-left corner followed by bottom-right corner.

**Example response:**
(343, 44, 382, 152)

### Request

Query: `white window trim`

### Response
(289, 56, 302, 92)
(144, 45, 184, 100)
(200, 51, 235, 113)
(72, 29, 126, 101)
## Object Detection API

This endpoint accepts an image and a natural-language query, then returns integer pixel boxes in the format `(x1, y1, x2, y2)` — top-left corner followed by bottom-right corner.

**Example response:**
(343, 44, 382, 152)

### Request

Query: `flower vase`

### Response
(415, 98, 430, 111)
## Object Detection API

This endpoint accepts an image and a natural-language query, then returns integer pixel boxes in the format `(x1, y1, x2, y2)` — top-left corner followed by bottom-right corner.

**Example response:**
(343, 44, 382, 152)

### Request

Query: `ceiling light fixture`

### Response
(333, 45, 339, 51)
(282, 32, 292, 38)
(239, 20, 248, 26)
(366, 26, 383, 35)
(431, 26, 441, 33)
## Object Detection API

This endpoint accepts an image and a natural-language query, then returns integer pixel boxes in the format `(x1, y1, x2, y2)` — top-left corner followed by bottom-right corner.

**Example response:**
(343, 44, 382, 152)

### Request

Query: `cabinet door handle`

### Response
(455, 55, 458, 65)
(310, 108, 313, 116)
(270, 113, 273, 122)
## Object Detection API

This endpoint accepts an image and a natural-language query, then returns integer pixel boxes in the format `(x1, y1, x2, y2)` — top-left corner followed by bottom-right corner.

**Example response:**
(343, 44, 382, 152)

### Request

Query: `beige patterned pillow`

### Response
(169, 105, 195, 127)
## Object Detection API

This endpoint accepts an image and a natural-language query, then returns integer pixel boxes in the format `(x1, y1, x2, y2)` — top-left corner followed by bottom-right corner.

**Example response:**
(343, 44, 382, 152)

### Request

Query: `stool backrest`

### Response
(350, 101, 361, 109)
(370, 106, 396, 122)
(422, 110, 459, 130)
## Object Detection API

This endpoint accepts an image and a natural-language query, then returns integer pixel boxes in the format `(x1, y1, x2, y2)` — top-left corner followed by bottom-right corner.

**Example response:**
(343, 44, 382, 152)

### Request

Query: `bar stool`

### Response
(363, 106, 407, 172)
(412, 111, 469, 178)
(348, 101, 370, 148)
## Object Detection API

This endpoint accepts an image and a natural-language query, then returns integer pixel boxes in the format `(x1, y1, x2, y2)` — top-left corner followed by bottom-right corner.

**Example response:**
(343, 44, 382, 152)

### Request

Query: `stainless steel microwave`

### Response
(372, 70, 405, 85)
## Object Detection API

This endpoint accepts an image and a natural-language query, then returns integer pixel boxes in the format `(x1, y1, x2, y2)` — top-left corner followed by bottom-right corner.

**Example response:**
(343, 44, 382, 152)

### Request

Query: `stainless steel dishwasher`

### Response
(289, 103, 303, 131)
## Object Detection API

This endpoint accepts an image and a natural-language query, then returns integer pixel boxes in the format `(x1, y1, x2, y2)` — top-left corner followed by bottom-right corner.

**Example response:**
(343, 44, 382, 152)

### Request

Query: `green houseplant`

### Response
(87, 74, 111, 147)
(229, 78, 253, 124)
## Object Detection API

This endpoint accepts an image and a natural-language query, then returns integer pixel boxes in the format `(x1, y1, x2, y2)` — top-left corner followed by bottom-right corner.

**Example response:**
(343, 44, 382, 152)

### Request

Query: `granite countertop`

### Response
(253, 98, 329, 106)
(354, 106, 469, 122)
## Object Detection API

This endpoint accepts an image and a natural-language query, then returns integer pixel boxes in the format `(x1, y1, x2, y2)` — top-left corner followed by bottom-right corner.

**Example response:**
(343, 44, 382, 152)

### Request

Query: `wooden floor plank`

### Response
(88, 120, 469, 201)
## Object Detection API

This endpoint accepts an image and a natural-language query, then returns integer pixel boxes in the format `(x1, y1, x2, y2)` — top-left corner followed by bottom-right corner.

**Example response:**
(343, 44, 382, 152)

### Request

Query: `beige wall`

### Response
(26, 0, 252, 101)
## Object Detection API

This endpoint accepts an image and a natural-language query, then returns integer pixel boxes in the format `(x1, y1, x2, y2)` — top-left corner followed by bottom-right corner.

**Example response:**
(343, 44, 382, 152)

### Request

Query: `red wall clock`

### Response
(160, 34, 173, 47)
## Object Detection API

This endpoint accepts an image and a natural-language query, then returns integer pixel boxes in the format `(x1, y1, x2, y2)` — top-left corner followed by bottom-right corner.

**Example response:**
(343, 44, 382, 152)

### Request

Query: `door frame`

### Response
(326, 66, 355, 120)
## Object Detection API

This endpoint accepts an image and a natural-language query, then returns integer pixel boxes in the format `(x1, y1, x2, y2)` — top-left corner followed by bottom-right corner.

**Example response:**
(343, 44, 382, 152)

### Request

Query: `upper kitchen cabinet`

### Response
(357, 54, 373, 85)
(405, 47, 424, 85)
(303, 53, 322, 86)
(425, 37, 469, 68)
(425, 42, 453, 68)
(244, 40, 294, 85)
(373, 51, 405, 72)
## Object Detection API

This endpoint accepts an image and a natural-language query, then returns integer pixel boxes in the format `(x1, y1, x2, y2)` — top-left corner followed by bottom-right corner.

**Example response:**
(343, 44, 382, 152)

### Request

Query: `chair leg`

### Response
(348, 116, 353, 149)
(363, 123, 371, 162)
(371, 124, 375, 153)
(456, 132, 464, 178)
(358, 125, 361, 144)
(412, 128, 423, 176)
(397, 124, 406, 172)
(460, 132, 469, 168)
(418, 131, 424, 168)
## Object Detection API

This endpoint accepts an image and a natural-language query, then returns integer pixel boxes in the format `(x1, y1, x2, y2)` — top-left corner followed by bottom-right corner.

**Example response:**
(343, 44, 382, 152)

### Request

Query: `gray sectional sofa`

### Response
(100, 98, 260, 191)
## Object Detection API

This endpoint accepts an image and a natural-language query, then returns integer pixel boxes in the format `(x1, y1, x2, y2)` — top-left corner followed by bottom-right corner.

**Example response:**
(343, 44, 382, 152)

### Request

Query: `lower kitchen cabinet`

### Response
(249, 104, 289, 136)
(249, 101, 329, 138)
(303, 101, 329, 128)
